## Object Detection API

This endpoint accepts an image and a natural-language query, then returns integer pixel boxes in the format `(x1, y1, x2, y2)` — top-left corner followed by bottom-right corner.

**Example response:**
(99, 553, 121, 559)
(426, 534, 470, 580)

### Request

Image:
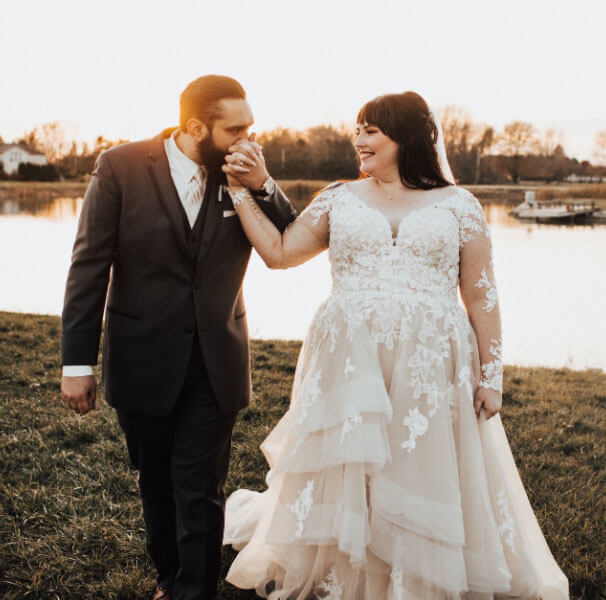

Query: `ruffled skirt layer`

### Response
(224, 296, 569, 599)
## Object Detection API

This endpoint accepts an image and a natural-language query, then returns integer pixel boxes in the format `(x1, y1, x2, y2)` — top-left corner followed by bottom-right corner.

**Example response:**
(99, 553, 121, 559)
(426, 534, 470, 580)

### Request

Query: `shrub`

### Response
(16, 162, 59, 181)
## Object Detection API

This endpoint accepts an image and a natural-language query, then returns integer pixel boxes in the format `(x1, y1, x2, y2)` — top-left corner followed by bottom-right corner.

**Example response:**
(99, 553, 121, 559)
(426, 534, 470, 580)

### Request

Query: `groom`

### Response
(60, 75, 296, 600)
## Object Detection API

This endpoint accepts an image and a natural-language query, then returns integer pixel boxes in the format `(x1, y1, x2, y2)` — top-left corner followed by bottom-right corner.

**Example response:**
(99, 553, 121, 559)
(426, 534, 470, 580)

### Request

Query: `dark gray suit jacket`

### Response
(61, 129, 297, 415)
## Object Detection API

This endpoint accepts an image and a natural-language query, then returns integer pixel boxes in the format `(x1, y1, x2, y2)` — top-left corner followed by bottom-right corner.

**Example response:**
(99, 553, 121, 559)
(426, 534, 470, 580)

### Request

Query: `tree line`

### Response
(0, 124, 129, 181)
(2, 115, 606, 183)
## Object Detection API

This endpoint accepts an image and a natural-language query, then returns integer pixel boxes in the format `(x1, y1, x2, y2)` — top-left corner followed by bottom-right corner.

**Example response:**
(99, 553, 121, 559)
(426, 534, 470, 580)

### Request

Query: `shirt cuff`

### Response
(63, 365, 94, 376)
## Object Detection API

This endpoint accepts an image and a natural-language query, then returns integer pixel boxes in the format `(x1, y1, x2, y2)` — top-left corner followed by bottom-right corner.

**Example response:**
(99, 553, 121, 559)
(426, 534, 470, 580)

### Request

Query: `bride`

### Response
(221, 91, 569, 599)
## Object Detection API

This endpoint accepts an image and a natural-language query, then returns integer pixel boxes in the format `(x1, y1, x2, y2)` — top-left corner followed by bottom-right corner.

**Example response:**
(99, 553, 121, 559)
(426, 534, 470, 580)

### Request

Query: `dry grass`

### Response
(536, 183, 606, 208)
(0, 181, 87, 199)
(0, 311, 604, 599)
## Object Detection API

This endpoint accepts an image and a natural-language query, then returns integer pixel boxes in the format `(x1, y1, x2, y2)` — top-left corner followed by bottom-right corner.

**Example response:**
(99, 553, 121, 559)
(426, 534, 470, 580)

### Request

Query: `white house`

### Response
(0, 143, 47, 175)
(564, 173, 606, 183)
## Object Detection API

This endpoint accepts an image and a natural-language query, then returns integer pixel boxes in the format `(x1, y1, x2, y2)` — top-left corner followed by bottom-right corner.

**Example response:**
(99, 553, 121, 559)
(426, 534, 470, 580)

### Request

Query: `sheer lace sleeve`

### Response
(227, 182, 338, 269)
(456, 191, 503, 393)
(295, 183, 341, 247)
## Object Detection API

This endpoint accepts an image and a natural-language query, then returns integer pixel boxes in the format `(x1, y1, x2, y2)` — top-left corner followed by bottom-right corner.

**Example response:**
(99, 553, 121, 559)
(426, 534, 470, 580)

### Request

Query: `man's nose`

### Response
(236, 130, 250, 143)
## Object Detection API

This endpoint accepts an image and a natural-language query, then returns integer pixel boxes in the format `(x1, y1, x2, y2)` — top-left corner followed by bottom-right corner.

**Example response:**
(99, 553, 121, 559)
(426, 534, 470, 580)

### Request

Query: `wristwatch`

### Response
(253, 176, 275, 198)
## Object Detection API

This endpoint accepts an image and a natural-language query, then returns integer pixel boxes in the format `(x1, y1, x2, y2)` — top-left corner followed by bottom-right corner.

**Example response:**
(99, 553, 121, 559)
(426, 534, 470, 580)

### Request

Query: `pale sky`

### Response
(2, 0, 605, 160)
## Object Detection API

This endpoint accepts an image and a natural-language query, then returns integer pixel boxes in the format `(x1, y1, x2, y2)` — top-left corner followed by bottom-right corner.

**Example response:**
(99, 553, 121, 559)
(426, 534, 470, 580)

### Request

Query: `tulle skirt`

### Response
(223, 294, 569, 599)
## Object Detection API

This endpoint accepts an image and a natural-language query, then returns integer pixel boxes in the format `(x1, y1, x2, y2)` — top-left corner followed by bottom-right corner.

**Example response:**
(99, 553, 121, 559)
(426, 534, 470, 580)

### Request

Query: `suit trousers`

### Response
(116, 336, 237, 600)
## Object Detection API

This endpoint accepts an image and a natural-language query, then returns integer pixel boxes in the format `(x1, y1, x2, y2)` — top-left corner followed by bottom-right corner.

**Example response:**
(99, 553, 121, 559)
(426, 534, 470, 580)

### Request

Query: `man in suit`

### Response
(60, 75, 296, 600)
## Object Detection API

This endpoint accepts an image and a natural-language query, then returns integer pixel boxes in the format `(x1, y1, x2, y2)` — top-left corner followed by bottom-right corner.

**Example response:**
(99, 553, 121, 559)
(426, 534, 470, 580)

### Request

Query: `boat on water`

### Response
(510, 192, 599, 223)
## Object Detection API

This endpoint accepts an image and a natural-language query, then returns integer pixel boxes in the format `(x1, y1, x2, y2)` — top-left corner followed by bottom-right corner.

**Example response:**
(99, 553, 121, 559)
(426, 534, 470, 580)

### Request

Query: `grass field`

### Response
(0, 311, 604, 599)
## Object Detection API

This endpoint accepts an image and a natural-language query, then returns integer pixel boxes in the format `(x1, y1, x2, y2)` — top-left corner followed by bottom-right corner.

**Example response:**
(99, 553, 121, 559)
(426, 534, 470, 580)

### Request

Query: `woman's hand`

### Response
(225, 171, 244, 189)
(223, 139, 269, 191)
(473, 386, 502, 419)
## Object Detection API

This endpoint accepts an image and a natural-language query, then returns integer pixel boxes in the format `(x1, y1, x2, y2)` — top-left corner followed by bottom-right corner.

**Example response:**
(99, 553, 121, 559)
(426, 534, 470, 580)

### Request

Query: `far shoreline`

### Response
(2, 180, 606, 211)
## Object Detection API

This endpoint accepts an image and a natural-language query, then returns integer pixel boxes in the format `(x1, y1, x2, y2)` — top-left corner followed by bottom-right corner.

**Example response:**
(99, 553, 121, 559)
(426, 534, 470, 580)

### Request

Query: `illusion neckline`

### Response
(342, 184, 463, 244)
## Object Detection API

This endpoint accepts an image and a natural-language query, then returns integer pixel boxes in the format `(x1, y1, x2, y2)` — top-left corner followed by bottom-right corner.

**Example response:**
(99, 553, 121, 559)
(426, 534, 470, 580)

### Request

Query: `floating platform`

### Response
(510, 199, 600, 223)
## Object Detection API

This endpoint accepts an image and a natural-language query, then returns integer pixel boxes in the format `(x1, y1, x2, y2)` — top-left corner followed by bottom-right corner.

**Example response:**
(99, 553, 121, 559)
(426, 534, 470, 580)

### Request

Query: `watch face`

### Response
(264, 179, 275, 194)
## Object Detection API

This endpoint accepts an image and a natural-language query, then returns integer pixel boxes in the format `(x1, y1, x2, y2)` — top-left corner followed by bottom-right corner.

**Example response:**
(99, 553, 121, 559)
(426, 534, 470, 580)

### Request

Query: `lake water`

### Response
(1, 194, 605, 371)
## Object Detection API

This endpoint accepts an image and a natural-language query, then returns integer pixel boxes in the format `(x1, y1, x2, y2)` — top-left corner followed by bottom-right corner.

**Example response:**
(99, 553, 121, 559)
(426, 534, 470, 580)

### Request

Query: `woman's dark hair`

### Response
(357, 91, 453, 189)
(179, 75, 246, 131)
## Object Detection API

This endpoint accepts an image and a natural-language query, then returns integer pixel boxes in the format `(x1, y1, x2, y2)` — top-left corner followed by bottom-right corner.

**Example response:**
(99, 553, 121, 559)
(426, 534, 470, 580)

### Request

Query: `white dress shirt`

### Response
(164, 130, 208, 227)
(63, 130, 205, 377)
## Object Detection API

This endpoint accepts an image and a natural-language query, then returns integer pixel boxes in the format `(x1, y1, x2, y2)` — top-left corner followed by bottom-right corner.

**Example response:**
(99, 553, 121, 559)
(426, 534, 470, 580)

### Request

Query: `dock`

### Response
(510, 192, 600, 223)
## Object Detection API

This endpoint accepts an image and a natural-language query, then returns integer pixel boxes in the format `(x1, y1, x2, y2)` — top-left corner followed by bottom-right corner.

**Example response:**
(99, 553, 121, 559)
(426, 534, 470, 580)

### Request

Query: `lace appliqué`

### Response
(398, 320, 452, 449)
(390, 566, 404, 600)
(479, 338, 503, 393)
(475, 268, 498, 312)
(497, 480, 517, 554)
(305, 186, 495, 354)
(298, 182, 341, 225)
(456, 193, 490, 246)
(291, 186, 502, 455)
(317, 567, 344, 599)
(457, 365, 473, 397)
(287, 479, 315, 539)
(407, 323, 450, 417)
(291, 433, 306, 456)
(340, 414, 362, 443)
(344, 357, 355, 378)
(446, 382, 459, 420)
(296, 368, 322, 424)
(401, 407, 429, 453)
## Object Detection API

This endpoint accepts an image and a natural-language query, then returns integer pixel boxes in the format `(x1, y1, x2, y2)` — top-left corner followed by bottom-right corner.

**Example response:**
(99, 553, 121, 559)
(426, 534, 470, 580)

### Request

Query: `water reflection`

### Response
(0, 196, 84, 219)
(1, 194, 605, 371)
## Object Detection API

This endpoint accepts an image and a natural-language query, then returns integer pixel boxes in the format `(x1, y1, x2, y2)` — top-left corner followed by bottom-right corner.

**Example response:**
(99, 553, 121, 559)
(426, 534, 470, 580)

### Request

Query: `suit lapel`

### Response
(147, 131, 189, 256)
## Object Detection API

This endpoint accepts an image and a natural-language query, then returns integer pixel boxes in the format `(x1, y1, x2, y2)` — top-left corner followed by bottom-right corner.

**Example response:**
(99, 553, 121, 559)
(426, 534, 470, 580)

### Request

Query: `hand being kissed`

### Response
(223, 133, 269, 190)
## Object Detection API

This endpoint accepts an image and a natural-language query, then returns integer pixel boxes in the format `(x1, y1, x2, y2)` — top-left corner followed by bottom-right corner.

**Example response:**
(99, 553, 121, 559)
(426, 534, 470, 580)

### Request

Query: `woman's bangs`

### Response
(356, 99, 384, 128)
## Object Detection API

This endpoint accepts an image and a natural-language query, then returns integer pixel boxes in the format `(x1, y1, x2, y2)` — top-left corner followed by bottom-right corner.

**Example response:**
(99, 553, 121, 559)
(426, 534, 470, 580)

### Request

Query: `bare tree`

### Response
(437, 106, 495, 183)
(18, 121, 69, 163)
(499, 121, 537, 183)
(38, 121, 69, 162)
(18, 128, 41, 150)
(537, 128, 563, 157)
(438, 105, 474, 157)
(500, 121, 536, 155)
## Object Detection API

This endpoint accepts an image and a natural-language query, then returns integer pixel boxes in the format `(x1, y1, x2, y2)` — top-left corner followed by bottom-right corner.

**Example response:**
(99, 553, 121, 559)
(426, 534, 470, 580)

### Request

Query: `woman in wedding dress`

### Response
(221, 91, 569, 600)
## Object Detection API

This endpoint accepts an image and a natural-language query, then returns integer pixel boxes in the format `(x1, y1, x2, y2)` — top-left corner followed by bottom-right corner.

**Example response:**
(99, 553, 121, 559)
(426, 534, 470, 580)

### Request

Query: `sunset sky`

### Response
(2, 0, 605, 161)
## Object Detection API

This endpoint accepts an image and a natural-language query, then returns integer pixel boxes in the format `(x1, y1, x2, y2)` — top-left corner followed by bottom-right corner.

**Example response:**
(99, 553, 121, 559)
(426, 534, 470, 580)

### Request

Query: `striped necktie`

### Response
(183, 167, 205, 228)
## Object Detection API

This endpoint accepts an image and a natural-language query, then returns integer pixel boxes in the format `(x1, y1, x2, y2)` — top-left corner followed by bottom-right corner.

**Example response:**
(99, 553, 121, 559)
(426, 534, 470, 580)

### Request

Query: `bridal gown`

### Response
(223, 184, 569, 600)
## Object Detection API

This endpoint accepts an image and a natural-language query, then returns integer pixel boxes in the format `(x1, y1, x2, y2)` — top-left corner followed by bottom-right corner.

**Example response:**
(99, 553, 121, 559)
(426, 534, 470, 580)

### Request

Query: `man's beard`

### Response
(197, 134, 227, 183)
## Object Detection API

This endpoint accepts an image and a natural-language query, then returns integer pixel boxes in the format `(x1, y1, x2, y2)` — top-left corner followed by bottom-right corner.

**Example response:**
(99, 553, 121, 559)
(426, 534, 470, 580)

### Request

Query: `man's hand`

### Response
(223, 134, 269, 191)
(61, 375, 97, 415)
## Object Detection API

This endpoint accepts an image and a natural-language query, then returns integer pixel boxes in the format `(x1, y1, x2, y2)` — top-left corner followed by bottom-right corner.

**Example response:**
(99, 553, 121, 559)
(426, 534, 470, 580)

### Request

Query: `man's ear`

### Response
(185, 118, 208, 141)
